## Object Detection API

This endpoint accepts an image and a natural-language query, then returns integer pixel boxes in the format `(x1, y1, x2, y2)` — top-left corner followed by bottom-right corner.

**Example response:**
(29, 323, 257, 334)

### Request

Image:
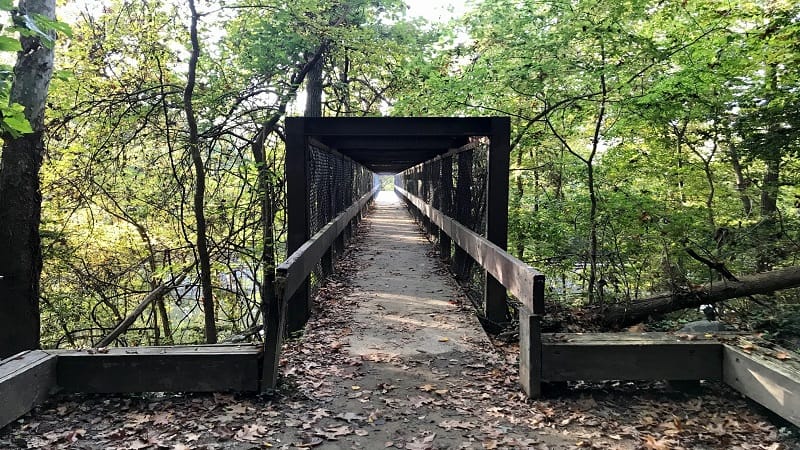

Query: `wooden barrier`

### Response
(723, 344, 800, 427)
(541, 333, 722, 382)
(0, 350, 57, 429)
(53, 344, 261, 393)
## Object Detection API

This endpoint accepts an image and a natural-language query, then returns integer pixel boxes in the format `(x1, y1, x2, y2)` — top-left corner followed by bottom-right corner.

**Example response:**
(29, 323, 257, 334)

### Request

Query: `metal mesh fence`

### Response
(395, 138, 490, 310)
(307, 140, 373, 296)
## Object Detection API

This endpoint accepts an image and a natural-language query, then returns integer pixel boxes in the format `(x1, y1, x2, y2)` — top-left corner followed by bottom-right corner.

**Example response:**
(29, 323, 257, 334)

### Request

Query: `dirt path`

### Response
(1, 192, 797, 449)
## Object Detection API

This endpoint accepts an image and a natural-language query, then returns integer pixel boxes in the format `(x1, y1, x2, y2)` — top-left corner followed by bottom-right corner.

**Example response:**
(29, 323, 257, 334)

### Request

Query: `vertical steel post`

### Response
(285, 118, 311, 332)
(484, 117, 511, 323)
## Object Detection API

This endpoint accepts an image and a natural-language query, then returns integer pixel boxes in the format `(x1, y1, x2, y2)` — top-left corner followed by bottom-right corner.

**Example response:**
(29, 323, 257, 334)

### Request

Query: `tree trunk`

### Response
(760, 155, 780, 217)
(184, 0, 216, 344)
(305, 55, 324, 118)
(0, 0, 56, 358)
(600, 266, 800, 328)
(726, 130, 752, 216)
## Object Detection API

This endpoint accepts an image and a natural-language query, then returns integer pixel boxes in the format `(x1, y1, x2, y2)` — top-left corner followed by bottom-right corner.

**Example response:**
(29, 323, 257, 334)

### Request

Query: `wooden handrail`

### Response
(276, 186, 379, 300)
(395, 186, 544, 313)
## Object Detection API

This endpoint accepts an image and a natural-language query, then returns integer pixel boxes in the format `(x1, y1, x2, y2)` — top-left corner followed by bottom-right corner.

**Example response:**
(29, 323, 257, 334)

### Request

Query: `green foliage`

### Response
(34, 0, 800, 344)
(0, 2, 70, 137)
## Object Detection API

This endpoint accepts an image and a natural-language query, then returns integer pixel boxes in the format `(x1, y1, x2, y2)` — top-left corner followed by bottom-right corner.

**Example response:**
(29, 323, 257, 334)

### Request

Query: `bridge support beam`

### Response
(285, 118, 311, 332)
(484, 117, 511, 323)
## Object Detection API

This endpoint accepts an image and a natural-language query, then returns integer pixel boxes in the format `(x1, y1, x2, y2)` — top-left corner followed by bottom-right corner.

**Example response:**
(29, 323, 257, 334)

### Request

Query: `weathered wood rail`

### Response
(395, 183, 800, 428)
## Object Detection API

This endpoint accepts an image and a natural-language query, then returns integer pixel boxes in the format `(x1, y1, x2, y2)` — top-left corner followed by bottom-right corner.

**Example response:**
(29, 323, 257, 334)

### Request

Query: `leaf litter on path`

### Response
(1, 202, 798, 449)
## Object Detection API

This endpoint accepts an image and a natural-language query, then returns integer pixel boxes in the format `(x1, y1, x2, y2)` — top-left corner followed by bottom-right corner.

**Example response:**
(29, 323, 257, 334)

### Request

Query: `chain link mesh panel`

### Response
(307, 141, 373, 296)
(396, 138, 490, 311)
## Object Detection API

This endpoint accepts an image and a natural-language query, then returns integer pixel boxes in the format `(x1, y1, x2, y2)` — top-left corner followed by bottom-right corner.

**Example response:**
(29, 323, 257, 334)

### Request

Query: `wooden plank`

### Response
(519, 307, 542, 398)
(0, 350, 57, 429)
(395, 186, 542, 311)
(278, 187, 378, 300)
(485, 117, 511, 323)
(723, 345, 800, 427)
(54, 345, 261, 393)
(542, 332, 743, 343)
(541, 340, 722, 382)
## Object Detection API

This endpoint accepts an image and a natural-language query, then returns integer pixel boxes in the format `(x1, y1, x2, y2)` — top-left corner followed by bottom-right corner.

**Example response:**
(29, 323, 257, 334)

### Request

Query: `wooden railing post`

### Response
(261, 276, 288, 391)
(519, 274, 545, 398)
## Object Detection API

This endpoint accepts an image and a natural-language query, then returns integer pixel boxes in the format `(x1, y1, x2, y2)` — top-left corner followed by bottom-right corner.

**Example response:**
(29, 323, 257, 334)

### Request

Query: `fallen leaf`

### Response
(438, 419, 474, 430)
(437, 337, 449, 342)
(775, 352, 791, 361)
(405, 432, 436, 450)
(315, 425, 353, 440)
(419, 384, 436, 392)
(642, 435, 670, 450)
(336, 412, 366, 423)
(128, 439, 150, 450)
(294, 436, 324, 448)
(235, 424, 268, 442)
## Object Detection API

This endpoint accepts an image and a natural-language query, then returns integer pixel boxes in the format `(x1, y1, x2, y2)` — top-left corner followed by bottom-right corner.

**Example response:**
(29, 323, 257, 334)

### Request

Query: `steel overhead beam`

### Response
(303, 117, 494, 137)
(320, 136, 457, 151)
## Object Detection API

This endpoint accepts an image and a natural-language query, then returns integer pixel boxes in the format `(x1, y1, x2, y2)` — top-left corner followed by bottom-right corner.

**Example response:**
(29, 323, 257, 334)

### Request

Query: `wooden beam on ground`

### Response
(540, 333, 722, 382)
(0, 350, 57, 429)
(395, 186, 543, 312)
(723, 344, 800, 427)
(53, 344, 261, 393)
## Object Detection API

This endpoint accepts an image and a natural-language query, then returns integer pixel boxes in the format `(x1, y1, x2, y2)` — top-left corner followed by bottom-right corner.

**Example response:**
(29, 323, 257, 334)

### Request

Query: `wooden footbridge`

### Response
(2, 117, 799, 429)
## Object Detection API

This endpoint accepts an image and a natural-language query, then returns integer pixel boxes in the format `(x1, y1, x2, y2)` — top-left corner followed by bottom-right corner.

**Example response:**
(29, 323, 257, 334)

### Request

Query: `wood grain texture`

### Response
(0, 350, 57, 429)
(519, 307, 542, 398)
(723, 345, 800, 427)
(53, 345, 261, 393)
(541, 340, 722, 382)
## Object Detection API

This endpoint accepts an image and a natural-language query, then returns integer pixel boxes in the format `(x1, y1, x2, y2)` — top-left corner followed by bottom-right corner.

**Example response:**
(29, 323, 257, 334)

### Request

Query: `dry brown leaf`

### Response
(294, 436, 324, 448)
(127, 439, 151, 450)
(405, 432, 436, 450)
(775, 352, 791, 361)
(642, 435, 670, 450)
(438, 419, 474, 430)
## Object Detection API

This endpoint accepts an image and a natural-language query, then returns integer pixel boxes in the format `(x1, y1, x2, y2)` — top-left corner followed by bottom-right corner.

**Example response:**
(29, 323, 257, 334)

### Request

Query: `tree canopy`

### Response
(1, 0, 798, 350)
